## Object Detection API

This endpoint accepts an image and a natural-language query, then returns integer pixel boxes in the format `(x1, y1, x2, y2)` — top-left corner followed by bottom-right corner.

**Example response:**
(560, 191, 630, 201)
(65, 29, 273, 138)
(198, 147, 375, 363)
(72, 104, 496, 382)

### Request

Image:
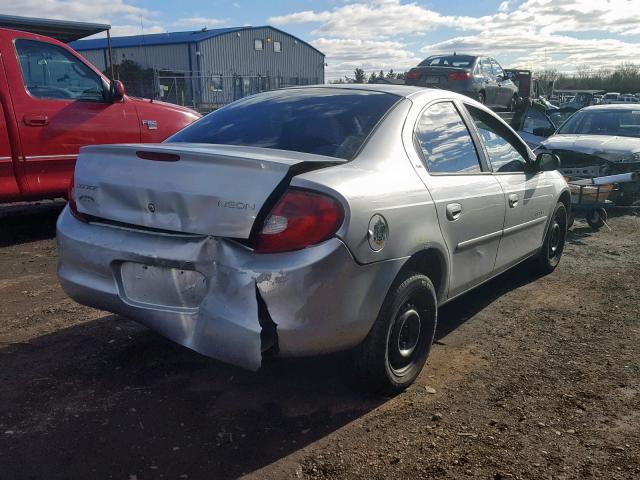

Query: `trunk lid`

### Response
(73, 143, 343, 238)
(406, 66, 471, 88)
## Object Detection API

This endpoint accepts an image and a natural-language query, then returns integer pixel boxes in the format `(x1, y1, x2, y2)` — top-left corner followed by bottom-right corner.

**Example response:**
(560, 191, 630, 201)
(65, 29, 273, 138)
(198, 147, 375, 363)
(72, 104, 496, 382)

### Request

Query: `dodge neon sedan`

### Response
(58, 85, 570, 393)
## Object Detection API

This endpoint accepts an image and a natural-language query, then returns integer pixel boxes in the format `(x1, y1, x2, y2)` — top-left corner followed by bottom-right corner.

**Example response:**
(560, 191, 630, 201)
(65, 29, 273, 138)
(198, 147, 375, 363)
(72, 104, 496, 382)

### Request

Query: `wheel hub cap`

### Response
(397, 309, 421, 358)
(550, 222, 560, 254)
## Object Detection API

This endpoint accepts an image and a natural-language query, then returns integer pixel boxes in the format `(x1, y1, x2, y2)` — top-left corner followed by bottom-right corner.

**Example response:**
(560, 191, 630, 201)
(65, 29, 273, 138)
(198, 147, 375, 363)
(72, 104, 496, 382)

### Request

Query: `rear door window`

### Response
(413, 102, 483, 174)
(466, 105, 529, 172)
(168, 89, 399, 160)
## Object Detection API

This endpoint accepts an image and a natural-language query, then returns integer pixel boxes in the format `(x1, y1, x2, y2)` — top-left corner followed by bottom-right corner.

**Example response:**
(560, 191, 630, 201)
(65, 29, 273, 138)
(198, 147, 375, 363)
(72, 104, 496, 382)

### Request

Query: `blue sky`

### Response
(4, 0, 640, 80)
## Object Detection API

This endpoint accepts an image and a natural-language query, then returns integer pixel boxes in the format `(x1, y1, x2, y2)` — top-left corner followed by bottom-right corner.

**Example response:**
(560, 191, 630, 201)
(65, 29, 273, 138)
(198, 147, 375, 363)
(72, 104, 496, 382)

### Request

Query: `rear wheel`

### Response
(586, 208, 607, 229)
(531, 202, 567, 274)
(356, 271, 437, 395)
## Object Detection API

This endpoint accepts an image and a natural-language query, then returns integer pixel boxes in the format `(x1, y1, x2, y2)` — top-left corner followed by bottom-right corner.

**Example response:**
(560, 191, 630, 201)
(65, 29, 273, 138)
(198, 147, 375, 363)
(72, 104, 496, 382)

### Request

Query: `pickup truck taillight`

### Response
(406, 69, 421, 80)
(448, 72, 471, 81)
(67, 173, 89, 223)
(254, 189, 344, 253)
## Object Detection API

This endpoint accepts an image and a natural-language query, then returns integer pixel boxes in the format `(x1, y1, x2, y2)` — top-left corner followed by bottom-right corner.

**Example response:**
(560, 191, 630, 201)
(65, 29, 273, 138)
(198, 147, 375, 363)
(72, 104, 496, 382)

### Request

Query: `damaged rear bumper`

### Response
(56, 207, 403, 370)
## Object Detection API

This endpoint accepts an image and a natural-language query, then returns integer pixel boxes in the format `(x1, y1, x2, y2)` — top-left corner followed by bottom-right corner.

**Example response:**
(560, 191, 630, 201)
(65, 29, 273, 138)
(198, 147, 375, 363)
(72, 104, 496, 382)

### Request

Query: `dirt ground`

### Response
(0, 202, 638, 480)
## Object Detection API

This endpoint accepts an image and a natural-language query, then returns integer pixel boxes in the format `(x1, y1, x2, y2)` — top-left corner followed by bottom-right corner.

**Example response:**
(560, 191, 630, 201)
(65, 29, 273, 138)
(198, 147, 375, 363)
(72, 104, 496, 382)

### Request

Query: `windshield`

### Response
(418, 55, 475, 68)
(167, 89, 399, 160)
(557, 109, 640, 138)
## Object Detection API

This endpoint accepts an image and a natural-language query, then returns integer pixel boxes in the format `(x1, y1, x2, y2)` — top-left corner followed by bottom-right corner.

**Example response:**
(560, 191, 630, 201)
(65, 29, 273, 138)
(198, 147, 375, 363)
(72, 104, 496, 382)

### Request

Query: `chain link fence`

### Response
(146, 70, 320, 113)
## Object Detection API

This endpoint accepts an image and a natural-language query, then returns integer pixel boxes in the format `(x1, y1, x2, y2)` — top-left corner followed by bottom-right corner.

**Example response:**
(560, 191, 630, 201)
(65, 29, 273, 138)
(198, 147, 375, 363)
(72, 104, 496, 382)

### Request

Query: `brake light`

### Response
(254, 189, 344, 253)
(406, 69, 421, 80)
(67, 173, 89, 223)
(136, 151, 180, 162)
(448, 71, 471, 81)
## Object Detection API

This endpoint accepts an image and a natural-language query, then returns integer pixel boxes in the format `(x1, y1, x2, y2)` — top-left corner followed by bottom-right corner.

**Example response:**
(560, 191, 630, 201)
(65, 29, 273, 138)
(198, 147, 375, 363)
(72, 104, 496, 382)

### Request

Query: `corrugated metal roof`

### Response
(0, 14, 110, 42)
(70, 26, 324, 56)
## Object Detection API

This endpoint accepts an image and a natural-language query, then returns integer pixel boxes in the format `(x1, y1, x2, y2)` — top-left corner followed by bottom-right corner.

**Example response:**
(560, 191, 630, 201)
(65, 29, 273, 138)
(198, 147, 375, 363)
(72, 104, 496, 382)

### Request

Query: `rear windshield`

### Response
(167, 89, 399, 160)
(418, 55, 475, 68)
(557, 109, 640, 138)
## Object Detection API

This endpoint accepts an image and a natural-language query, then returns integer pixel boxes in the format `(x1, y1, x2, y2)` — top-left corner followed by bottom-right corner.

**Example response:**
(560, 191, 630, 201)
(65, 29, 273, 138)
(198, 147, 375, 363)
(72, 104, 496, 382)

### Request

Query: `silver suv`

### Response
(57, 85, 570, 393)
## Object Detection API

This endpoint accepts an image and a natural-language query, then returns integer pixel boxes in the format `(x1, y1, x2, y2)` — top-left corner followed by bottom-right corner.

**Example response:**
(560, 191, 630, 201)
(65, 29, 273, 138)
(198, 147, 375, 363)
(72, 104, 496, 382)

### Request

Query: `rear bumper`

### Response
(56, 207, 404, 370)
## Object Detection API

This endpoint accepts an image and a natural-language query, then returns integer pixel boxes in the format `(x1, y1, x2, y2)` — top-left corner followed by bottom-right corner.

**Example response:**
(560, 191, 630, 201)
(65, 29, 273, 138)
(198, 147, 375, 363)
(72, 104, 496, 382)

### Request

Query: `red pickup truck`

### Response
(0, 28, 200, 203)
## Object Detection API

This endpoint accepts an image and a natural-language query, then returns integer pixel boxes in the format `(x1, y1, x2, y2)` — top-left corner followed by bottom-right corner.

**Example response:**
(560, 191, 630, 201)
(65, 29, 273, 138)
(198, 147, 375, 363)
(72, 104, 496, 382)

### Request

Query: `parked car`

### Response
(57, 85, 570, 393)
(405, 54, 519, 111)
(0, 28, 200, 203)
(603, 92, 620, 104)
(541, 104, 640, 205)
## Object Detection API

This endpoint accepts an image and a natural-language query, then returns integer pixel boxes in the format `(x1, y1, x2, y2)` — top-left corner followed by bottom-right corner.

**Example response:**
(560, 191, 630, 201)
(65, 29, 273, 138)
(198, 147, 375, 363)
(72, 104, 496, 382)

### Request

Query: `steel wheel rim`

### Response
(389, 304, 424, 374)
(549, 222, 561, 255)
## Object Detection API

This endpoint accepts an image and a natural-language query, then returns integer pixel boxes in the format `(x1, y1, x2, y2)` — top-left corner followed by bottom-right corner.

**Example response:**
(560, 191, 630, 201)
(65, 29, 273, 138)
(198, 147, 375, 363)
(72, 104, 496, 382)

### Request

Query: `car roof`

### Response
(282, 84, 465, 101)
(582, 103, 640, 111)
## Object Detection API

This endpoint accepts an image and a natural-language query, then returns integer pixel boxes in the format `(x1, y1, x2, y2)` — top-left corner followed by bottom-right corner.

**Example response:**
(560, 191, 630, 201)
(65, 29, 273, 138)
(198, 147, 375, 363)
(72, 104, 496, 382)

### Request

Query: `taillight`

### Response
(67, 173, 89, 223)
(448, 71, 471, 81)
(254, 189, 344, 253)
(406, 69, 421, 80)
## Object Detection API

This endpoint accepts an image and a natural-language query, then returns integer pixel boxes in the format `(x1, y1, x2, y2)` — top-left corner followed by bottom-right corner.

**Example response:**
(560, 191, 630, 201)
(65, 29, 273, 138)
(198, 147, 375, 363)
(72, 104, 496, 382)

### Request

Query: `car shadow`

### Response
(0, 200, 64, 247)
(0, 265, 545, 479)
(0, 315, 382, 480)
(436, 264, 541, 340)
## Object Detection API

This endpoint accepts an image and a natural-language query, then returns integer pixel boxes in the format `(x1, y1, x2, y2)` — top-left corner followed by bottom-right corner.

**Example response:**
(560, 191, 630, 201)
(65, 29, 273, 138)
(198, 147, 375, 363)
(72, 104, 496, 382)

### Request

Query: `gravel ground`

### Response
(0, 202, 638, 480)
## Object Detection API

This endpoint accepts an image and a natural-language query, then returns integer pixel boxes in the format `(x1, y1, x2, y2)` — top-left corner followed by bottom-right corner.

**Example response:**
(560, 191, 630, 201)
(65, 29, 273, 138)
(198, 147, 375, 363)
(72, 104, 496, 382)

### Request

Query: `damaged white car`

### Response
(57, 85, 570, 393)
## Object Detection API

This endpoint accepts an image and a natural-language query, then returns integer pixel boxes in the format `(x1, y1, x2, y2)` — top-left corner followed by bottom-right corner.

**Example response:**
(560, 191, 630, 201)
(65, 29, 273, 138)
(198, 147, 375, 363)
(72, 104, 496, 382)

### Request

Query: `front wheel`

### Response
(355, 271, 437, 395)
(531, 202, 567, 274)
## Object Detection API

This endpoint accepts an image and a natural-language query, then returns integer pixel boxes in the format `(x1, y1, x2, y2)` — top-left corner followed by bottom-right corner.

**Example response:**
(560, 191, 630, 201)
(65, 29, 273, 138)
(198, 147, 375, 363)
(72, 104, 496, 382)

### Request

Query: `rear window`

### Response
(418, 55, 475, 68)
(168, 89, 399, 160)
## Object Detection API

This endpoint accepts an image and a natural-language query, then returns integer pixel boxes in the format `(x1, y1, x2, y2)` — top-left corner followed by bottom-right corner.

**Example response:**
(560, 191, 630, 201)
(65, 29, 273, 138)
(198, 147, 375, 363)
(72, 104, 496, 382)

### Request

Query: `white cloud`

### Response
(312, 37, 420, 79)
(272, 0, 640, 79)
(0, 0, 152, 23)
(171, 17, 226, 28)
(269, 1, 468, 40)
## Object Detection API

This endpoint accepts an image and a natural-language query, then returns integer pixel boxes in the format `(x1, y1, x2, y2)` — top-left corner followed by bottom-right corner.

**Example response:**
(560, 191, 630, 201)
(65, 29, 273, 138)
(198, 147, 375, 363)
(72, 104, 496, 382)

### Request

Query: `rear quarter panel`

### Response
(291, 97, 448, 268)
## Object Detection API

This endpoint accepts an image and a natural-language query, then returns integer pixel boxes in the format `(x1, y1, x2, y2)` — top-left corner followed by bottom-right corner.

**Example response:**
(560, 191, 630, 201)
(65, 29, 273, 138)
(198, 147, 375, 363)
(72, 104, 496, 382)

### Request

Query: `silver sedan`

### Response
(57, 85, 570, 393)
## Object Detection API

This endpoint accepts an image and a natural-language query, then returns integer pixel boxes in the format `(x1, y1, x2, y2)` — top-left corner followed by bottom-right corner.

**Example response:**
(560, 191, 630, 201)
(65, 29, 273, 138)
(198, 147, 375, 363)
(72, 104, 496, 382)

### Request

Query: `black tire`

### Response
(567, 211, 575, 230)
(630, 200, 640, 217)
(508, 94, 518, 112)
(477, 91, 486, 105)
(586, 208, 607, 229)
(531, 202, 567, 274)
(356, 271, 437, 395)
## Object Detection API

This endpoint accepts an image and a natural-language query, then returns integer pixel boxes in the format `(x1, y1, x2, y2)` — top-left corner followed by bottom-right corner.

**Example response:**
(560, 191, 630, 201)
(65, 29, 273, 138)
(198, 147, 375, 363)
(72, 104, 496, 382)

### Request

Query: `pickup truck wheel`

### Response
(531, 202, 567, 274)
(356, 271, 437, 395)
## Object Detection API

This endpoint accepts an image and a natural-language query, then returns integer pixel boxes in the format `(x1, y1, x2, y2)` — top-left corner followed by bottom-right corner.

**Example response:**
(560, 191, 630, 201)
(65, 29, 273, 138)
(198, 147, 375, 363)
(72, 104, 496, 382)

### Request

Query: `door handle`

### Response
(446, 203, 463, 221)
(508, 193, 519, 208)
(23, 114, 49, 126)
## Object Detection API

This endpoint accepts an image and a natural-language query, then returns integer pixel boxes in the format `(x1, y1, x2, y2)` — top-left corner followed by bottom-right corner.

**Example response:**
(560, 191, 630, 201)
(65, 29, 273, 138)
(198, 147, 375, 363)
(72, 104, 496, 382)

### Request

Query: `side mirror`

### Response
(535, 152, 560, 171)
(496, 74, 504, 82)
(532, 126, 555, 138)
(109, 80, 125, 102)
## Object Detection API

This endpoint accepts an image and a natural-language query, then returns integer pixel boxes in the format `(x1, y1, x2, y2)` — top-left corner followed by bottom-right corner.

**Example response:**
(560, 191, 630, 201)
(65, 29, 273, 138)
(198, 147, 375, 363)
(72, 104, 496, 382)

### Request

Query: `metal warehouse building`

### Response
(70, 26, 325, 110)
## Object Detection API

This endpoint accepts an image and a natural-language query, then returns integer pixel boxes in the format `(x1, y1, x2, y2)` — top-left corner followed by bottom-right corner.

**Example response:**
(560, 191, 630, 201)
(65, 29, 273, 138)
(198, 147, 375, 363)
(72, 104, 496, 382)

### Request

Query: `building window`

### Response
(274, 41, 281, 53)
(254, 39, 263, 50)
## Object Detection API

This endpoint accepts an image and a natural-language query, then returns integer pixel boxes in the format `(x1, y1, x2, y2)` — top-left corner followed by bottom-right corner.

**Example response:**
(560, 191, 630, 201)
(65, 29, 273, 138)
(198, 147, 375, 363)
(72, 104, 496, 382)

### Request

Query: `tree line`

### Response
(330, 68, 406, 84)
(331, 64, 640, 93)
(536, 63, 640, 93)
